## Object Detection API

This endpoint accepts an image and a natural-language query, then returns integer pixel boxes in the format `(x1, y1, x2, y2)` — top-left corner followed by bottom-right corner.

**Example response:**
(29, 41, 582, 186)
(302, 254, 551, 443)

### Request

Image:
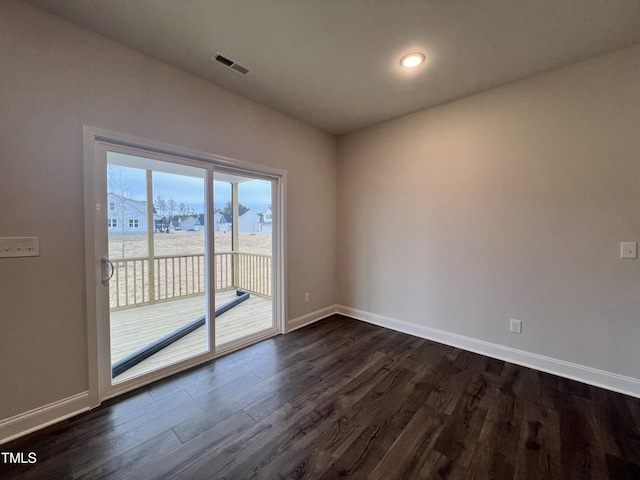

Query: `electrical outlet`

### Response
(510, 319, 522, 334)
(305, 292, 310, 303)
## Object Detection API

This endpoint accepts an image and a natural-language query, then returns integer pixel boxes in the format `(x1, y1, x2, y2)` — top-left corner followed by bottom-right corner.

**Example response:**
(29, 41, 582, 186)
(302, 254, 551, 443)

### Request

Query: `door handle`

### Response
(101, 258, 114, 285)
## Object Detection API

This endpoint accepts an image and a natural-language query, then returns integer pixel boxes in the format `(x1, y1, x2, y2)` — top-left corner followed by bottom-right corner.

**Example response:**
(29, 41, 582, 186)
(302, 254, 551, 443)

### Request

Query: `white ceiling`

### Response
(25, 0, 640, 135)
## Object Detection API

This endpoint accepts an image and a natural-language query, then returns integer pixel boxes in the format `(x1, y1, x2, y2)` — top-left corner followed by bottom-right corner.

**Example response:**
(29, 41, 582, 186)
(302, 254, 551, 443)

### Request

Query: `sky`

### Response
(107, 164, 272, 214)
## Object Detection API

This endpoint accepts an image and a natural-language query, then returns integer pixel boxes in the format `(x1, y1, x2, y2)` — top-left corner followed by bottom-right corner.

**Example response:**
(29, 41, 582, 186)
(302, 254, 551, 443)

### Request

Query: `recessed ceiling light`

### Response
(400, 52, 425, 68)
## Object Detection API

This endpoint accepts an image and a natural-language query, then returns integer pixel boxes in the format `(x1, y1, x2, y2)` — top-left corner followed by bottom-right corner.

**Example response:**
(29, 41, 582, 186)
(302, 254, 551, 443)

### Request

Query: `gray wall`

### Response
(338, 44, 640, 380)
(0, 1, 336, 419)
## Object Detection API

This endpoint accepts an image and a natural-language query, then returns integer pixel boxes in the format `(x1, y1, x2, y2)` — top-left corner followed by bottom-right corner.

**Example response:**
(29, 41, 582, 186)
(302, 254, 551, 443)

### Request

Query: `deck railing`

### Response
(109, 251, 271, 309)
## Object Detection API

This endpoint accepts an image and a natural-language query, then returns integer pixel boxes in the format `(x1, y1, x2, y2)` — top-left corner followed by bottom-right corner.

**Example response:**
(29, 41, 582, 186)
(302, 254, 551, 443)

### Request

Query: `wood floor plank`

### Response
(311, 368, 418, 479)
(590, 388, 640, 465)
(430, 374, 492, 478)
(514, 401, 561, 479)
(467, 385, 524, 480)
(74, 428, 181, 480)
(146, 353, 253, 400)
(184, 351, 395, 479)
(559, 394, 609, 480)
(127, 411, 256, 480)
(241, 333, 405, 424)
(605, 453, 640, 480)
(172, 404, 302, 479)
(2, 314, 640, 480)
(367, 405, 447, 480)
(168, 372, 281, 443)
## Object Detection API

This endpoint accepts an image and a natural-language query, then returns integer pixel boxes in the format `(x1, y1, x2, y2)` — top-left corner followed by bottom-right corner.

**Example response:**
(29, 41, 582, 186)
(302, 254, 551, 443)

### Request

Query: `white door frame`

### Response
(83, 127, 287, 406)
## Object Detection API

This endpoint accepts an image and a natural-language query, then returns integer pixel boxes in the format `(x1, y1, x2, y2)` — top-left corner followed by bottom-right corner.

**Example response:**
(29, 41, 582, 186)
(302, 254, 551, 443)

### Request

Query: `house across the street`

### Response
(260, 206, 272, 233)
(214, 212, 230, 233)
(180, 216, 202, 231)
(107, 192, 161, 235)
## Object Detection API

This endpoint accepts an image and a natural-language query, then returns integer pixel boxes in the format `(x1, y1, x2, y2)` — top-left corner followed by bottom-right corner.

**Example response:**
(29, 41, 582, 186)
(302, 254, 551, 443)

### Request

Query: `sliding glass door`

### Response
(87, 128, 284, 401)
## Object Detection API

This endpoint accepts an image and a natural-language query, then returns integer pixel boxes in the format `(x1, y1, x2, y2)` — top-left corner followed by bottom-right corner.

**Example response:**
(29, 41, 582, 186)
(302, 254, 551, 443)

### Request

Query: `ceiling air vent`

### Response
(212, 52, 250, 75)
(230, 63, 250, 75)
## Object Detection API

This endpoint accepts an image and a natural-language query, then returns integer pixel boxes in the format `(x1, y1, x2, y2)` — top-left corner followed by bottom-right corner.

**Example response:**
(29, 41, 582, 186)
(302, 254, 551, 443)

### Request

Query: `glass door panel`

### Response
(106, 151, 209, 383)
(213, 172, 274, 347)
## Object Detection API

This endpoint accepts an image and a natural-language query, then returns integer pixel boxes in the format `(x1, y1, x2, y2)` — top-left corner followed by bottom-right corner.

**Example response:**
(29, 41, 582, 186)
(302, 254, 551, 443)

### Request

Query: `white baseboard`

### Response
(0, 392, 91, 446)
(287, 305, 337, 332)
(336, 305, 640, 399)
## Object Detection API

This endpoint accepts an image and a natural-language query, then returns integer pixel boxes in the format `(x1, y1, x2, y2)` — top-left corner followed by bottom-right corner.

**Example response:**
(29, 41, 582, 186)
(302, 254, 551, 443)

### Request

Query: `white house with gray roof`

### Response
(107, 193, 162, 234)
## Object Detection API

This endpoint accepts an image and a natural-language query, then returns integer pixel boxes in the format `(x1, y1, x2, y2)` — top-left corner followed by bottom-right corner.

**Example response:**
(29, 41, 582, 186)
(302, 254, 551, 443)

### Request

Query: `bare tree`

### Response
(167, 199, 177, 231)
(178, 202, 189, 223)
(108, 166, 135, 257)
(221, 201, 249, 216)
(154, 195, 168, 232)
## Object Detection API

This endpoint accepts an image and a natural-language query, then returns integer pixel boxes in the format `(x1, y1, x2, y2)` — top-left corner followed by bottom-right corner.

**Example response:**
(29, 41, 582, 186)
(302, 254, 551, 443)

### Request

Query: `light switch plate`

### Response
(620, 242, 637, 259)
(510, 319, 522, 334)
(0, 237, 40, 258)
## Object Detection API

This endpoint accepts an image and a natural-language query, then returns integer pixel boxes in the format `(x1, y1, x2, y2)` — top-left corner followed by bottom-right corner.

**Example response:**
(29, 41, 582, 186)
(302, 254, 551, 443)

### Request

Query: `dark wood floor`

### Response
(2, 315, 640, 479)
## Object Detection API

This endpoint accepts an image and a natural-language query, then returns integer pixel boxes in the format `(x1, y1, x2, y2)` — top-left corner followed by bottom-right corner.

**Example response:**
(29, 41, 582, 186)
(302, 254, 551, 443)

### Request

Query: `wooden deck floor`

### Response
(111, 291, 272, 382)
